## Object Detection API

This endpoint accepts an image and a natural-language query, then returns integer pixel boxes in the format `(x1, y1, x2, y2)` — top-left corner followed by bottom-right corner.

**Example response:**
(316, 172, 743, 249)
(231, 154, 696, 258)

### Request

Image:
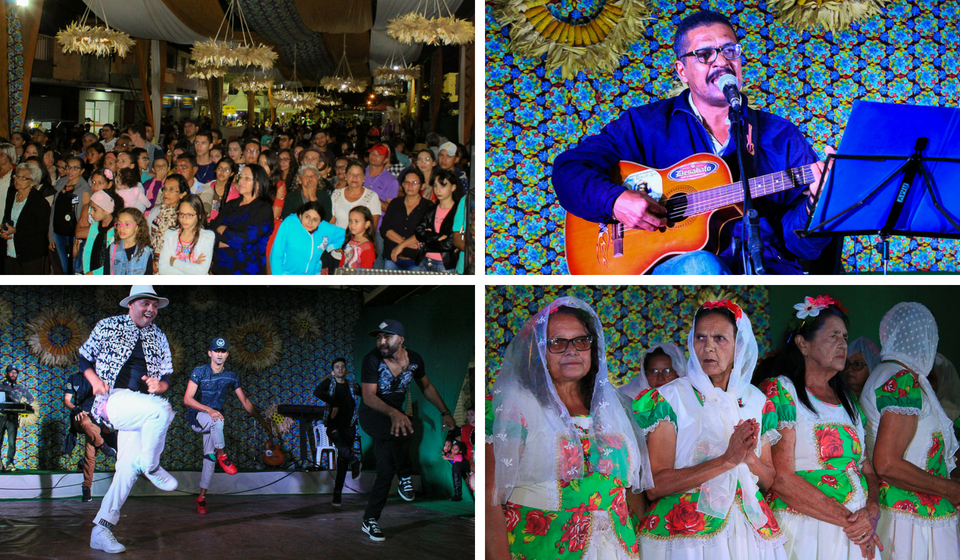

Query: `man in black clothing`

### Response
(64, 371, 118, 501)
(358, 319, 456, 541)
(313, 357, 361, 507)
(0, 365, 33, 471)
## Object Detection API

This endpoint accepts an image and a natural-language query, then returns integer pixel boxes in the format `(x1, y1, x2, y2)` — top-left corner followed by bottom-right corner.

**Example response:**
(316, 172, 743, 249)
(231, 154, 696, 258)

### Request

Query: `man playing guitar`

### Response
(553, 10, 832, 274)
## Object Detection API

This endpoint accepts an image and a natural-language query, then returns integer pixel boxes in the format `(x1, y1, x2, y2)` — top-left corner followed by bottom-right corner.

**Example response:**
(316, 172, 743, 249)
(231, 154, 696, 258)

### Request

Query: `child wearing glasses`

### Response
(158, 194, 215, 275)
(105, 207, 153, 275)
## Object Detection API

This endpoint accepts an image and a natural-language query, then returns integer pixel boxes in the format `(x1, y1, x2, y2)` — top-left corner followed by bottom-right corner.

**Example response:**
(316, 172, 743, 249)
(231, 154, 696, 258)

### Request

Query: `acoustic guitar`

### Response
(563, 153, 815, 275)
(263, 438, 285, 467)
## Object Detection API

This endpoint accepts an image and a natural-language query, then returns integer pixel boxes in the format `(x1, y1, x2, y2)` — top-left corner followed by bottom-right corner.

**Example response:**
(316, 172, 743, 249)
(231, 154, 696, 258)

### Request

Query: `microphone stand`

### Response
(728, 98, 765, 275)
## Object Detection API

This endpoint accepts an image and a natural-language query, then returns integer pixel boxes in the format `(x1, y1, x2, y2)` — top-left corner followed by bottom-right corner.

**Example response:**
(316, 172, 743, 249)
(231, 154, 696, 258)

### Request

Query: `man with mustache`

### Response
(358, 319, 456, 541)
(80, 285, 176, 554)
(553, 10, 832, 275)
(0, 365, 33, 471)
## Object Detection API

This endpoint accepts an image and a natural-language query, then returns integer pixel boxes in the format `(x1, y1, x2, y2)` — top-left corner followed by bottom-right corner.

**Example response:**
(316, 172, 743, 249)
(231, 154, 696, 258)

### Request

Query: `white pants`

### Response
(94, 389, 175, 527)
(191, 411, 225, 490)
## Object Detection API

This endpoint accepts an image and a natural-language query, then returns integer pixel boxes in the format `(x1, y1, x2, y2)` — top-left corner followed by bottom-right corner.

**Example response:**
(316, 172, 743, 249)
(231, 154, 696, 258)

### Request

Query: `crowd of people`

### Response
(486, 296, 960, 560)
(0, 117, 471, 274)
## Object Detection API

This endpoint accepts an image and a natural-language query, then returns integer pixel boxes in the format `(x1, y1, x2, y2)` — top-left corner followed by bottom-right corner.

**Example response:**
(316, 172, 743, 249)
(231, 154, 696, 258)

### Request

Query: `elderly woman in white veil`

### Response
(844, 336, 881, 397)
(631, 300, 786, 560)
(619, 343, 687, 400)
(862, 302, 960, 559)
(485, 297, 651, 560)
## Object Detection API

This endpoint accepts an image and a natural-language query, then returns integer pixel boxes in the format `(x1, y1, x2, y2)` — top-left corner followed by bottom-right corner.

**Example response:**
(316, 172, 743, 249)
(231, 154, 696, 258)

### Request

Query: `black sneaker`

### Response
(351, 460, 361, 479)
(82, 487, 92, 502)
(397, 476, 414, 502)
(97, 442, 117, 458)
(362, 518, 385, 541)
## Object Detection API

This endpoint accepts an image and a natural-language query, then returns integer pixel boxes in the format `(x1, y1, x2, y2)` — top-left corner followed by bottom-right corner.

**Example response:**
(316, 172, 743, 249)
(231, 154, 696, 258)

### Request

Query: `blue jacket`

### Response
(552, 91, 829, 274)
(270, 214, 346, 275)
(106, 242, 154, 275)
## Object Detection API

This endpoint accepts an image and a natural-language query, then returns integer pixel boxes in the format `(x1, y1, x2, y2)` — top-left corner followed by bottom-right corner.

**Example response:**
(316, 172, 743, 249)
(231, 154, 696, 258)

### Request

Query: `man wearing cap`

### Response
(0, 364, 33, 471)
(80, 285, 176, 554)
(183, 336, 272, 515)
(358, 319, 456, 541)
(365, 144, 400, 214)
(64, 370, 118, 501)
(438, 142, 468, 191)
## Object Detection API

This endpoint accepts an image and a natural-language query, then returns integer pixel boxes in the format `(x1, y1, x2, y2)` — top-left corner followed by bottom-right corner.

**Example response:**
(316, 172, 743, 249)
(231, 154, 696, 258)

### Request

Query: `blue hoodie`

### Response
(270, 213, 346, 275)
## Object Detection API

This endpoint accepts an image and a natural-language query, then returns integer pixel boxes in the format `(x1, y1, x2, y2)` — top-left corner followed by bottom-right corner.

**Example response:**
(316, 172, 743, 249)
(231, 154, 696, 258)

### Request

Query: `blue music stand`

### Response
(802, 101, 960, 274)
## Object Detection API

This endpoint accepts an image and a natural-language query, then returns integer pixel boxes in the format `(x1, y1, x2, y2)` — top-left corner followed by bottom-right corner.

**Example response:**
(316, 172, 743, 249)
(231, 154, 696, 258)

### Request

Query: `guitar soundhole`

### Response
(663, 193, 688, 229)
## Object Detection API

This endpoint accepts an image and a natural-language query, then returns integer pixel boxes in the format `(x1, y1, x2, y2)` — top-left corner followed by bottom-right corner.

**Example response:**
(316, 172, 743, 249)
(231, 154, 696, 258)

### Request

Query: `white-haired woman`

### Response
(2, 163, 51, 274)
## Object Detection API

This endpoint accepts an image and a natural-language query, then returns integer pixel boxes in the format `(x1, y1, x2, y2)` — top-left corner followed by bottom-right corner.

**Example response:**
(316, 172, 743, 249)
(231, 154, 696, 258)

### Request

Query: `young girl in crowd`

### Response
(442, 440, 468, 502)
(105, 208, 153, 275)
(415, 169, 461, 273)
(114, 167, 150, 212)
(159, 194, 215, 274)
(208, 157, 238, 222)
(339, 206, 375, 269)
(148, 173, 189, 273)
(81, 190, 120, 275)
(143, 156, 168, 209)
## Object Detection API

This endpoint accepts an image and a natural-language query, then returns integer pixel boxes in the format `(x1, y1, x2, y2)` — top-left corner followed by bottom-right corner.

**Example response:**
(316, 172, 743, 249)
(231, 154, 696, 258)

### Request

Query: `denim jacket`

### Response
(106, 242, 154, 275)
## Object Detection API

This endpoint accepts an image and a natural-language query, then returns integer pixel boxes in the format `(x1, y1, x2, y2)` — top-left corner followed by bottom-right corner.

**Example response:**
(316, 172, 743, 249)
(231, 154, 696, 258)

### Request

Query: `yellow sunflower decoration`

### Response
(494, 0, 651, 79)
(262, 403, 294, 437)
(291, 310, 322, 341)
(227, 316, 282, 372)
(769, 0, 888, 32)
(25, 306, 90, 368)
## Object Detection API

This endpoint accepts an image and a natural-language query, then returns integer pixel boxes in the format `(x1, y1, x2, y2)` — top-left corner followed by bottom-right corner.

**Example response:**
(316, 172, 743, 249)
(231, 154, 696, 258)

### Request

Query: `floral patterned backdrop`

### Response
(484, 285, 770, 392)
(485, 0, 960, 274)
(2, 286, 359, 473)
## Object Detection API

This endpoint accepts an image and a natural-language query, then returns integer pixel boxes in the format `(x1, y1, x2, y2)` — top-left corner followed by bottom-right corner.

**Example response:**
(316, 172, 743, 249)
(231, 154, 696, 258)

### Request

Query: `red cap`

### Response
(368, 144, 388, 157)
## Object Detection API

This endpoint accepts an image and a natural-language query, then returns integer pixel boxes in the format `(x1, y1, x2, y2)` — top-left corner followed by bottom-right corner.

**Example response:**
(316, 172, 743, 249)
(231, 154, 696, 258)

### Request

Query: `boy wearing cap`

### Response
(437, 142, 468, 190)
(184, 336, 272, 515)
(358, 319, 456, 541)
(81, 285, 176, 554)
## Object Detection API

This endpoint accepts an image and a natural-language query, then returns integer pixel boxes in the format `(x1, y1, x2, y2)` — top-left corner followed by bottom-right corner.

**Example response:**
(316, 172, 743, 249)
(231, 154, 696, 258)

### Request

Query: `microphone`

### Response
(715, 74, 741, 111)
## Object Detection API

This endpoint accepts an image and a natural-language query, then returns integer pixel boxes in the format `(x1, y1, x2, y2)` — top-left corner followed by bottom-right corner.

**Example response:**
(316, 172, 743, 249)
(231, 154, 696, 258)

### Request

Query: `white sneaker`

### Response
(90, 525, 126, 553)
(136, 457, 178, 492)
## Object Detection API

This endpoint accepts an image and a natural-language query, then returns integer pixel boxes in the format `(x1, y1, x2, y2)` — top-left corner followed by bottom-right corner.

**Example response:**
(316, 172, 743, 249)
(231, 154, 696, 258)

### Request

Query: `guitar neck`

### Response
(687, 165, 815, 216)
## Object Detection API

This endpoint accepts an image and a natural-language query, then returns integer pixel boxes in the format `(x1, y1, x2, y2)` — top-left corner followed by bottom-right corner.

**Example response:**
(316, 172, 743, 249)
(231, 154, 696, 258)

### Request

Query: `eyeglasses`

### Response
(335, 164, 347, 170)
(216, 167, 232, 173)
(545, 336, 593, 354)
(67, 165, 82, 170)
(846, 360, 867, 371)
(114, 222, 135, 228)
(245, 148, 260, 154)
(177, 212, 197, 218)
(14, 175, 31, 182)
(416, 158, 433, 163)
(279, 157, 290, 162)
(402, 180, 421, 186)
(678, 43, 742, 64)
(648, 368, 675, 376)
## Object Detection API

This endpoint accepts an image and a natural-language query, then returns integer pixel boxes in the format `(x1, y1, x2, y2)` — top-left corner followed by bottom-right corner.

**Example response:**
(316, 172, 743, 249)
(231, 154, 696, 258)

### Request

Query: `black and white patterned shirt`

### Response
(358, 347, 425, 412)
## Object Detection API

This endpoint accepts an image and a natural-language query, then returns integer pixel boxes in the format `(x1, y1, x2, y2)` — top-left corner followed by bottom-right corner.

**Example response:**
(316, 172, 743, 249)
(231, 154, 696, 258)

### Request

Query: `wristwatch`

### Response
(441, 411, 452, 416)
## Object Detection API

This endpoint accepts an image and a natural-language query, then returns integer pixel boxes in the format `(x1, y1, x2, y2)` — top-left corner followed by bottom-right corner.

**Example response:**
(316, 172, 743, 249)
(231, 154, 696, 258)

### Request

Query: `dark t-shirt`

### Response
(64, 372, 95, 414)
(379, 197, 434, 260)
(314, 378, 357, 431)
(187, 364, 241, 428)
(196, 162, 216, 184)
(113, 337, 151, 392)
(358, 347, 425, 413)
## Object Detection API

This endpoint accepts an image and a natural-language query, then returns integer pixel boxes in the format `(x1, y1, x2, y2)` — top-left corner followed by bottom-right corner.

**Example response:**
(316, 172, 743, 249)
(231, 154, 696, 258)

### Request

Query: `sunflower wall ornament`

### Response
(56, 2, 135, 59)
(227, 316, 282, 372)
(494, 0, 650, 79)
(95, 286, 127, 311)
(291, 310, 322, 341)
(166, 336, 186, 376)
(188, 287, 217, 312)
(25, 306, 90, 368)
(0, 298, 13, 330)
(769, 0, 887, 33)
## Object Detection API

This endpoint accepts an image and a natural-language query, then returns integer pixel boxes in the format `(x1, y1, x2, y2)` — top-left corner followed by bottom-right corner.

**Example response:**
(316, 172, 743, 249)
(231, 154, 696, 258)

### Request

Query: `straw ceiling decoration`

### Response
(189, 0, 278, 74)
(56, 2, 134, 58)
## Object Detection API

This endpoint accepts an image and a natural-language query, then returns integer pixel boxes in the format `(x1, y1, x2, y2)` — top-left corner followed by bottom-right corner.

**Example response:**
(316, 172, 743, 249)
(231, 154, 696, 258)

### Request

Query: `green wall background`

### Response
(767, 285, 960, 365)
(353, 286, 475, 501)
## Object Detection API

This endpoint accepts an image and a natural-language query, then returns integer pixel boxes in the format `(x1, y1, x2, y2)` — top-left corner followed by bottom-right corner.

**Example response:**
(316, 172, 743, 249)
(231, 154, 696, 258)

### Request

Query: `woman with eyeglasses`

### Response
(618, 343, 687, 400)
(632, 300, 786, 560)
(147, 173, 189, 273)
(379, 168, 434, 271)
(48, 156, 91, 274)
(487, 297, 650, 560)
(143, 156, 169, 210)
(844, 337, 881, 397)
(2, 163, 52, 274)
(158, 194, 214, 275)
(757, 296, 881, 560)
(415, 149, 438, 201)
(208, 164, 275, 275)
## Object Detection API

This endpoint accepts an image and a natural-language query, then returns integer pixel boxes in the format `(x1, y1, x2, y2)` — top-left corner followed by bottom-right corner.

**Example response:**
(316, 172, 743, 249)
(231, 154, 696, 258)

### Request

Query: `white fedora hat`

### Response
(119, 285, 169, 309)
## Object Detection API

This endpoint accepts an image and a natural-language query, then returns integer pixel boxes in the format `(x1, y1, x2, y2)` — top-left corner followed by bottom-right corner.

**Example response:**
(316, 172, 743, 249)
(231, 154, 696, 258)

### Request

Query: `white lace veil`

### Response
(489, 296, 653, 506)
(848, 336, 881, 373)
(878, 302, 958, 473)
(934, 353, 960, 421)
(618, 342, 687, 399)
(683, 302, 768, 530)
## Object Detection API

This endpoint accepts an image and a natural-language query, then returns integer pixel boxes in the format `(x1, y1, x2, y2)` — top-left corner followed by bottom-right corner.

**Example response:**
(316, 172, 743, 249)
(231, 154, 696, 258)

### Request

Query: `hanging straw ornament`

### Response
(190, 0, 277, 71)
(56, 2, 135, 58)
(271, 47, 319, 112)
(320, 35, 369, 93)
(387, 0, 475, 45)
(373, 48, 420, 81)
(232, 73, 275, 93)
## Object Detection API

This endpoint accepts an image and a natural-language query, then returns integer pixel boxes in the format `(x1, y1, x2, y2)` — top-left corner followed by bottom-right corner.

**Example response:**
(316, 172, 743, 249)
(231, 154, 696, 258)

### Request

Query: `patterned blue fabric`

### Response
(358, 348, 425, 411)
(210, 198, 274, 275)
(187, 365, 242, 429)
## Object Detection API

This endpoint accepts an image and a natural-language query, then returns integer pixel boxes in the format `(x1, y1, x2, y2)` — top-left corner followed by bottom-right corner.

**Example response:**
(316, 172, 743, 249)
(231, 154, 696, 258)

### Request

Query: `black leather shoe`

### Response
(82, 487, 92, 502)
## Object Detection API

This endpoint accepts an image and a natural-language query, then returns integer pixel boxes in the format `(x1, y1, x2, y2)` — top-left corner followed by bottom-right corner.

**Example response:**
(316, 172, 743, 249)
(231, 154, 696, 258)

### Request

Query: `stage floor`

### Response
(0, 494, 474, 559)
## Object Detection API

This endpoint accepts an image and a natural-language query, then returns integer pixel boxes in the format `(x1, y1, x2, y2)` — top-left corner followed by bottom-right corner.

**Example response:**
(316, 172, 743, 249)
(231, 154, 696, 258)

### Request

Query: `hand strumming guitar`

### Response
(613, 190, 667, 231)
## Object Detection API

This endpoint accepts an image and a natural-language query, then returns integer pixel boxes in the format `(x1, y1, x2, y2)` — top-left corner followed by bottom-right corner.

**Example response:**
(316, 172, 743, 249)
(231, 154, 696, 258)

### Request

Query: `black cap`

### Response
(209, 337, 229, 351)
(5, 365, 17, 373)
(368, 319, 404, 338)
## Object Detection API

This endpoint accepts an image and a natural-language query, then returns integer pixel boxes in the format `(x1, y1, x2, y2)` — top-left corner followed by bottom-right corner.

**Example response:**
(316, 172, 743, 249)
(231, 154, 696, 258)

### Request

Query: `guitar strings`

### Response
(661, 166, 813, 220)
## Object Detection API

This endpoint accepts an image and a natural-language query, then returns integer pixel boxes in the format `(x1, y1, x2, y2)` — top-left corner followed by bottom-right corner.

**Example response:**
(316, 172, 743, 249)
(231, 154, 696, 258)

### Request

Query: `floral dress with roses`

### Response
(861, 365, 960, 559)
(631, 387, 784, 560)
(759, 376, 873, 559)
(485, 396, 639, 560)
